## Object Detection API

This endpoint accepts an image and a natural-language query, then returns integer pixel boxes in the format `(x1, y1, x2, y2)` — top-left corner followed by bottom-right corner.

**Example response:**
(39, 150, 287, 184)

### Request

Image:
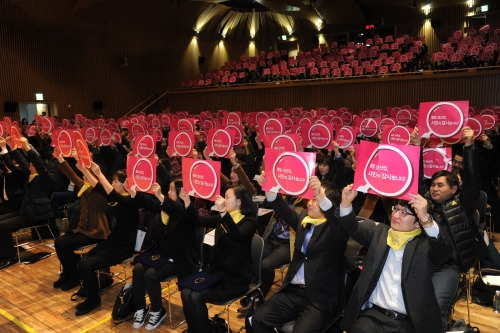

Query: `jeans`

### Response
(432, 264, 460, 331)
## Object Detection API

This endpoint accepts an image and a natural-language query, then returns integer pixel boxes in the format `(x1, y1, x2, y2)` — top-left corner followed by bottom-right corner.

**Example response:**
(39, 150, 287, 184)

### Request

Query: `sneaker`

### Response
(133, 306, 150, 329)
(145, 307, 166, 330)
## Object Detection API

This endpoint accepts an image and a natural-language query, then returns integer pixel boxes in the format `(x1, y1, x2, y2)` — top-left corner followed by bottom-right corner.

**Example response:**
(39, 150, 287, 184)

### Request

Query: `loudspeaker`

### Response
(93, 101, 103, 111)
(4, 102, 18, 112)
(431, 19, 441, 28)
(198, 56, 206, 65)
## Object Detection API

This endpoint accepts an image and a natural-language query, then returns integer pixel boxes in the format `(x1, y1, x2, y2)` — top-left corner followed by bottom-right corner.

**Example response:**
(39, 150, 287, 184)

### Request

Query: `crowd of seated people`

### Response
(182, 25, 500, 89)
(431, 25, 500, 70)
(1, 107, 500, 332)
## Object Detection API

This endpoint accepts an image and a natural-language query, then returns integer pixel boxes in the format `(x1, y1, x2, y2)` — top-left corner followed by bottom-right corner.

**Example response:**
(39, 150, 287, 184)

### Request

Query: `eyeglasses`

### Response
(391, 205, 414, 217)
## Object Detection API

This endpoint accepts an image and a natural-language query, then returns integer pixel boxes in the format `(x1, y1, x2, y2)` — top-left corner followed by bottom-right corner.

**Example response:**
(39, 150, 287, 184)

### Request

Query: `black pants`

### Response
(78, 243, 133, 301)
(132, 261, 176, 311)
(54, 231, 100, 280)
(250, 286, 335, 333)
(261, 236, 290, 296)
(0, 212, 34, 258)
(349, 308, 415, 333)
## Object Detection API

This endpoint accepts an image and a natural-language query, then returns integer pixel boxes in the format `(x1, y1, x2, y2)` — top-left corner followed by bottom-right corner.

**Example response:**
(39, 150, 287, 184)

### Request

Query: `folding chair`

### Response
(14, 221, 57, 262)
(208, 234, 264, 332)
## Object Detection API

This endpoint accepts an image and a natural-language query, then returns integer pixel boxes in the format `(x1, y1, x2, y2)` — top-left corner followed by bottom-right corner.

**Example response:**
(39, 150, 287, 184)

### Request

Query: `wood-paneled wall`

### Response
(167, 69, 500, 114)
(0, 0, 498, 121)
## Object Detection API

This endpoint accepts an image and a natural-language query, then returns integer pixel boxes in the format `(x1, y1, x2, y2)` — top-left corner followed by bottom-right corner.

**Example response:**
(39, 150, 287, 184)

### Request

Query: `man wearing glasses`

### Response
(336, 185, 451, 333)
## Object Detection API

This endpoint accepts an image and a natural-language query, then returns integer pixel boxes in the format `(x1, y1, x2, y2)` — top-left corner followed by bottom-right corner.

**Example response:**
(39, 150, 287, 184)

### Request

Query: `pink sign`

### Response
(177, 118, 196, 132)
(262, 148, 316, 199)
(395, 109, 413, 125)
(168, 131, 194, 157)
(224, 124, 244, 146)
(99, 128, 113, 146)
(42, 117, 55, 134)
(84, 127, 97, 144)
(258, 118, 286, 137)
(9, 126, 22, 149)
(336, 126, 359, 149)
(340, 111, 353, 125)
(423, 147, 452, 179)
(127, 155, 157, 193)
(75, 139, 92, 168)
(132, 135, 156, 158)
(467, 117, 483, 139)
(206, 129, 235, 158)
(381, 125, 412, 145)
(129, 123, 146, 141)
(54, 129, 74, 157)
(182, 158, 221, 201)
(419, 101, 468, 139)
(263, 134, 300, 152)
(223, 112, 242, 125)
(353, 141, 420, 200)
(301, 123, 334, 149)
(357, 117, 380, 138)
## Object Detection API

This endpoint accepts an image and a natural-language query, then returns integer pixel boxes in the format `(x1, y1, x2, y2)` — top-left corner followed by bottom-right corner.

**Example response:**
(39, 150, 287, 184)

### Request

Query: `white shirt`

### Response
(340, 203, 439, 313)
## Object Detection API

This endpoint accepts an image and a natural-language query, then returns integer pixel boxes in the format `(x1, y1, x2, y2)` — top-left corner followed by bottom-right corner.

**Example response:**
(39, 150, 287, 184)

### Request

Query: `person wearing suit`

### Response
(0, 137, 56, 269)
(337, 184, 452, 333)
(249, 175, 349, 333)
(179, 185, 256, 333)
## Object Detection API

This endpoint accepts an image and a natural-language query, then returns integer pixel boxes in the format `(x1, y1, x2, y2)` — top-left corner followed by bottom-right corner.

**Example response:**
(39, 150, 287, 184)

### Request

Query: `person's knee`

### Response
(144, 268, 157, 282)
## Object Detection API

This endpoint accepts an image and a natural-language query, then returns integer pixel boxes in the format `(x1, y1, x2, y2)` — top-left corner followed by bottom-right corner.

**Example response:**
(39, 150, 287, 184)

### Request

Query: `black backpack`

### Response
(111, 282, 136, 324)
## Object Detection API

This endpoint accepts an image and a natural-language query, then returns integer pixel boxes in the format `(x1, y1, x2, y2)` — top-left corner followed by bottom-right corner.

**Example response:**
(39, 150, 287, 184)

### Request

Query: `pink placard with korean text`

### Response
(300, 123, 334, 149)
(422, 147, 452, 179)
(262, 148, 316, 200)
(182, 158, 221, 201)
(418, 101, 469, 139)
(263, 134, 300, 152)
(206, 128, 235, 158)
(168, 131, 194, 157)
(127, 155, 157, 193)
(353, 140, 420, 200)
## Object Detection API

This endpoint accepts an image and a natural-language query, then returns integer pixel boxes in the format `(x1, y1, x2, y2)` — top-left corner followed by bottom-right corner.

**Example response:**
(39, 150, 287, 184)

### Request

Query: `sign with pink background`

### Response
(423, 147, 452, 179)
(353, 140, 420, 200)
(168, 131, 194, 157)
(418, 101, 469, 139)
(262, 148, 316, 199)
(127, 155, 157, 193)
(182, 158, 221, 201)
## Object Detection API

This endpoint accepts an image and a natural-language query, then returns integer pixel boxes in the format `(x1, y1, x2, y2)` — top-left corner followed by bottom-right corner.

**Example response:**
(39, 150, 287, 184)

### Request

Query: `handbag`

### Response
(133, 249, 172, 269)
(111, 282, 136, 324)
(177, 271, 221, 292)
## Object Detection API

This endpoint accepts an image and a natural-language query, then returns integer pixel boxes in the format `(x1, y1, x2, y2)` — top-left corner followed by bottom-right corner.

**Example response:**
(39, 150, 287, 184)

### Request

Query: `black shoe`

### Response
(239, 295, 250, 307)
(0, 254, 18, 270)
(75, 296, 101, 316)
(53, 274, 67, 288)
(61, 278, 80, 291)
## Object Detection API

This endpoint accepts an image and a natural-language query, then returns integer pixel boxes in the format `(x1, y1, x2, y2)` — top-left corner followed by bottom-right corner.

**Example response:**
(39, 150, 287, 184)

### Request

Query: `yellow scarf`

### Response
(161, 211, 170, 225)
(387, 228, 422, 250)
(301, 216, 327, 228)
(229, 210, 245, 224)
(77, 182, 91, 198)
(109, 191, 131, 206)
(29, 173, 38, 183)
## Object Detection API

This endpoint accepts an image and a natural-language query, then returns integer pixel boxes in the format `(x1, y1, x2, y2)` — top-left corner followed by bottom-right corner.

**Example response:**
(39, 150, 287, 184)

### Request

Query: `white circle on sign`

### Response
(272, 152, 310, 196)
(174, 132, 193, 157)
(387, 126, 411, 145)
(226, 125, 242, 145)
(263, 118, 284, 135)
(271, 135, 298, 152)
(425, 102, 464, 137)
(189, 160, 218, 199)
(212, 129, 232, 157)
(337, 127, 354, 149)
(132, 158, 154, 192)
(362, 145, 413, 197)
(308, 123, 331, 149)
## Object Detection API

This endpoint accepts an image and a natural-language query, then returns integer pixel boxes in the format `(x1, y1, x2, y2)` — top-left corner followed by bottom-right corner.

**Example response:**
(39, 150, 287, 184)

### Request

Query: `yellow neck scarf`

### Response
(387, 228, 422, 250)
(29, 173, 38, 183)
(161, 211, 170, 225)
(77, 182, 91, 198)
(229, 210, 245, 224)
(301, 216, 327, 228)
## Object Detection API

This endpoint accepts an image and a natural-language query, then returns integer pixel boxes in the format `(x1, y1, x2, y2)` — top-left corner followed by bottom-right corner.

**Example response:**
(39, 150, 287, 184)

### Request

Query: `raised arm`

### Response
(90, 162, 112, 193)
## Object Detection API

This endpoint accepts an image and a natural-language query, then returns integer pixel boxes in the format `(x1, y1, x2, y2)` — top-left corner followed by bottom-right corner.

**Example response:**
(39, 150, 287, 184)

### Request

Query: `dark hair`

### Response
(395, 199, 417, 219)
(112, 169, 127, 184)
(226, 185, 256, 216)
(171, 178, 183, 197)
(430, 170, 460, 188)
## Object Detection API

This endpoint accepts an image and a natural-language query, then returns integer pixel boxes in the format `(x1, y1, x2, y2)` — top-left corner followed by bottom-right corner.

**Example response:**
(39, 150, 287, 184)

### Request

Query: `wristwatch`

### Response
(420, 215, 433, 226)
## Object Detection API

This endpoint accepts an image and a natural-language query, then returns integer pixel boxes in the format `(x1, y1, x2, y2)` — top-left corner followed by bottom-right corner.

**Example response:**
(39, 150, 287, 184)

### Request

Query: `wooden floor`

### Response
(1, 233, 500, 333)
